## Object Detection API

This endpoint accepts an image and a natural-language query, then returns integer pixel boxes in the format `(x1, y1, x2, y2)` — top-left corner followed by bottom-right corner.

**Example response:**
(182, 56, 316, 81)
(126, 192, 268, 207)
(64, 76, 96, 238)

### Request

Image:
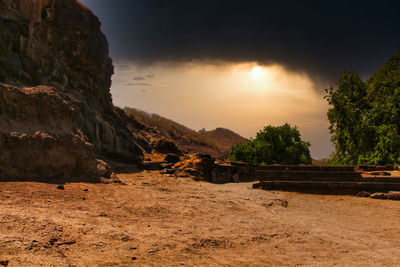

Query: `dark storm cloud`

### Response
(82, 0, 400, 87)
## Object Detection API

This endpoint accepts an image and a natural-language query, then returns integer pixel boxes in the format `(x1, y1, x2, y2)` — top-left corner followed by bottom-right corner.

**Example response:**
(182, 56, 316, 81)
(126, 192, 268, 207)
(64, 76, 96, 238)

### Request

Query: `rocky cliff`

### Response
(0, 0, 170, 181)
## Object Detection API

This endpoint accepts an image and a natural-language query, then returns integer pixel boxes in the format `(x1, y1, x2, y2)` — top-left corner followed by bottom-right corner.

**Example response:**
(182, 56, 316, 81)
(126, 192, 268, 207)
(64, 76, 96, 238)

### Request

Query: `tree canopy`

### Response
(325, 50, 400, 165)
(229, 123, 311, 165)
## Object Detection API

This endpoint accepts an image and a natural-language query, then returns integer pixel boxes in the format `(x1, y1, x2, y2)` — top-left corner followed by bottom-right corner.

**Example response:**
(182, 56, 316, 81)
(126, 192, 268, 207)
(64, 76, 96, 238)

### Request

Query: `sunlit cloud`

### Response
(111, 61, 333, 158)
(133, 76, 146, 81)
(124, 82, 152, 87)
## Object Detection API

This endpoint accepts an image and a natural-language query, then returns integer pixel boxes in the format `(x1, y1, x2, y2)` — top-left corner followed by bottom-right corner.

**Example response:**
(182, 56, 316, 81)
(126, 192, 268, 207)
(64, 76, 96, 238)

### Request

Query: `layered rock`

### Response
(0, 0, 112, 106)
(0, 0, 164, 180)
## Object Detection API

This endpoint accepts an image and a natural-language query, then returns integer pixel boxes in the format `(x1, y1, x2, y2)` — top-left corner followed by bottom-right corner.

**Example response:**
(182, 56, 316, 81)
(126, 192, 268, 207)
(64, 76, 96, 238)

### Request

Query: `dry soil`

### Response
(1, 171, 400, 266)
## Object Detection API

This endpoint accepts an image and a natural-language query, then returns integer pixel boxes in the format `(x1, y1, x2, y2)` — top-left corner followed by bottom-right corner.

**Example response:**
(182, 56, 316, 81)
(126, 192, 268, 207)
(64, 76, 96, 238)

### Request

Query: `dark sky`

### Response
(81, 0, 400, 87)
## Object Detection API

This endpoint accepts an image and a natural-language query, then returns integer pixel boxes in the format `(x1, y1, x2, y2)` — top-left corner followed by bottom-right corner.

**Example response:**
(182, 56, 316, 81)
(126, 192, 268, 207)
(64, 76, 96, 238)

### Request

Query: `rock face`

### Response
(0, 0, 156, 180)
(0, 84, 114, 180)
(0, 0, 112, 106)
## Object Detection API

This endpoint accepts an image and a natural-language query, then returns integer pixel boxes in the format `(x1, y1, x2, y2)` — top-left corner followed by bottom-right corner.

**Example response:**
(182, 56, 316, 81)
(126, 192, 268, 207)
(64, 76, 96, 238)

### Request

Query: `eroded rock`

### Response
(370, 193, 388, 199)
(0, 0, 166, 181)
(356, 191, 371, 198)
(152, 138, 181, 155)
(164, 153, 180, 164)
(387, 191, 400, 200)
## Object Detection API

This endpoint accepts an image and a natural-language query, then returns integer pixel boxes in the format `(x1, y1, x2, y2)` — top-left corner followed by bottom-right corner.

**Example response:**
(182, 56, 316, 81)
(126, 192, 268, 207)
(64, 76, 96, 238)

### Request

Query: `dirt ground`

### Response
(1, 171, 400, 266)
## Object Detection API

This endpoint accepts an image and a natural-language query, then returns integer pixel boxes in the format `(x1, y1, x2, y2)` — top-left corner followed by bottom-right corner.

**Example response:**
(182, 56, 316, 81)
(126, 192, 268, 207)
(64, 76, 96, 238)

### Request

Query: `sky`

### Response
(80, 0, 400, 159)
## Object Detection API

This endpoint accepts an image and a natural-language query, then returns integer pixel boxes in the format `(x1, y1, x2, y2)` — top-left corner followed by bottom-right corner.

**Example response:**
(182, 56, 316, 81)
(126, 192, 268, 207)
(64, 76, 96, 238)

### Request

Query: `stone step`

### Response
(358, 165, 394, 171)
(361, 177, 400, 183)
(256, 165, 355, 172)
(260, 181, 400, 195)
(257, 170, 361, 181)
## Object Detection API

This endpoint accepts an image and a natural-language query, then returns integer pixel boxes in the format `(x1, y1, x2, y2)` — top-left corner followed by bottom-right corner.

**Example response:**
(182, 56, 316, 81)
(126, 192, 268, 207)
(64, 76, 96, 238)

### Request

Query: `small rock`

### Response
(195, 153, 212, 159)
(263, 199, 288, 208)
(387, 191, 400, 200)
(83, 188, 88, 192)
(131, 257, 137, 261)
(252, 182, 262, 189)
(160, 169, 176, 175)
(164, 153, 180, 163)
(370, 192, 388, 199)
(142, 161, 165, 171)
(160, 163, 173, 169)
(356, 191, 371, 197)
(0, 260, 9, 267)
(176, 172, 189, 178)
(121, 235, 131, 242)
(96, 159, 112, 178)
(57, 185, 64, 190)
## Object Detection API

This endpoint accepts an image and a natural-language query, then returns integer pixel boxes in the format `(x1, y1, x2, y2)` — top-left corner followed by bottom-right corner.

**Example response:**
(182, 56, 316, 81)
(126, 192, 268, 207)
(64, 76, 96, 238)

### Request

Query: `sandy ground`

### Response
(1, 171, 400, 266)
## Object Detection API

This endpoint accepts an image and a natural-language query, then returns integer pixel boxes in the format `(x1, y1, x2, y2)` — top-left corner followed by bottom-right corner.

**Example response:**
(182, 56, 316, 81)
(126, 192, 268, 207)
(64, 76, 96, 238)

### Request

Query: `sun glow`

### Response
(251, 66, 265, 82)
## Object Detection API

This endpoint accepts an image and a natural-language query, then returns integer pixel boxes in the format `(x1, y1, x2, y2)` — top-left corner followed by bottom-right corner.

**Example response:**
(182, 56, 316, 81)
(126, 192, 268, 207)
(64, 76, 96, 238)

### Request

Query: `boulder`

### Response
(160, 169, 176, 175)
(356, 191, 371, 198)
(193, 154, 215, 180)
(387, 191, 400, 200)
(195, 153, 212, 159)
(142, 161, 167, 171)
(370, 193, 388, 199)
(152, 138, 182, 155)
(164, 153, 180, 164)
(0, 129, 111, 181)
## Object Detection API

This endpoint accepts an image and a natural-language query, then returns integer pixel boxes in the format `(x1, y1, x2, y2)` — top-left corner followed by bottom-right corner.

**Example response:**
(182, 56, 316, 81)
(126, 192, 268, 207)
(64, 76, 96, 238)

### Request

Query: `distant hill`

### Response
(124, 108, 247, 157)
(201, 128, 247, 154)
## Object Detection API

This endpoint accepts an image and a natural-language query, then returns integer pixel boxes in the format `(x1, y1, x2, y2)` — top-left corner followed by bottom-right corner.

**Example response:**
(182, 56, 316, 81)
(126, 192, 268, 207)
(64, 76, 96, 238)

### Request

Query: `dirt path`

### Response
(1, 171, 400, 266)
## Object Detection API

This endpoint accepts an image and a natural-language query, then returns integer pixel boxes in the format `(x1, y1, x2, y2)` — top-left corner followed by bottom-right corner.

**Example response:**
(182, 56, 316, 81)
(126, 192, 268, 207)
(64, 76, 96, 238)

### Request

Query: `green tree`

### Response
(230, 124, 311, 165)
(365, 51, 400, 164)
(325, 50, 400, 165)
(324, 70, 371, 164)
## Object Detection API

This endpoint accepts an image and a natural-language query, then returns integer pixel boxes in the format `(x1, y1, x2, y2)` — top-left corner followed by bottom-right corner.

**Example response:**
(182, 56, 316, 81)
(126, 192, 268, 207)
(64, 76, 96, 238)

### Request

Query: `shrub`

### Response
(230, 123, 311, 165)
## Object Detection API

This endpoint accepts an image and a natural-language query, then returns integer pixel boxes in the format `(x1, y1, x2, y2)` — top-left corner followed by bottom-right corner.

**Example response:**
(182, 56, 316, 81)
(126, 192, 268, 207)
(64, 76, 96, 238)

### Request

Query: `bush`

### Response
(229, 124, 311, 165)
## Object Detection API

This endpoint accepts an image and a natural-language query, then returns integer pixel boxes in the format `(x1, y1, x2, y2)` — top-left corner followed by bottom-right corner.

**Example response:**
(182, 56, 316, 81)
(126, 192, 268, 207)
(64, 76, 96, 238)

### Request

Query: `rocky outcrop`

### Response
(0, 0, 160, 180)
(0, 83, 116, 180)
(0, 0, 112, 106)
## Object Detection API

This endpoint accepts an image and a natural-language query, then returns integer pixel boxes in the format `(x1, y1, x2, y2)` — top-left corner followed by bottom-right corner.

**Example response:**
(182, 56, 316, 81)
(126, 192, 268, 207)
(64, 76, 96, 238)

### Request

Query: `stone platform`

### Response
(254, 165, 400, 195)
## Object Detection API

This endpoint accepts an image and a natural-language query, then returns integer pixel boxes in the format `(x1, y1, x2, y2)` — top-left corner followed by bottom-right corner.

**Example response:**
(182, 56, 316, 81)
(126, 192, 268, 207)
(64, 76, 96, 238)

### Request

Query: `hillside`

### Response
(124, 108, 246, 157)
(202, 127, 247, 153)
